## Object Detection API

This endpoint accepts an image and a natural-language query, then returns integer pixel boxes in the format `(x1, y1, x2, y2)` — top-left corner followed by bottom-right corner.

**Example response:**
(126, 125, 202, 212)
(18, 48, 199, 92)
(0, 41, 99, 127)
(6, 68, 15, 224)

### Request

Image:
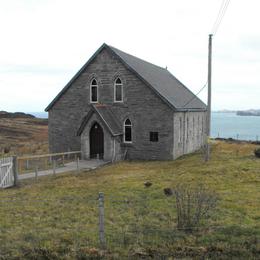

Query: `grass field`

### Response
(0, 141, 260, 259)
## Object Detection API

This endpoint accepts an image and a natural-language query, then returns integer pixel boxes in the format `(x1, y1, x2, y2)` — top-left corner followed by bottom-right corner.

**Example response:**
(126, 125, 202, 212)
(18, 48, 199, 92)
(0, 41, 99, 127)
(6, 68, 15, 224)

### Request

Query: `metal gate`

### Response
(0, 157, 14, 188)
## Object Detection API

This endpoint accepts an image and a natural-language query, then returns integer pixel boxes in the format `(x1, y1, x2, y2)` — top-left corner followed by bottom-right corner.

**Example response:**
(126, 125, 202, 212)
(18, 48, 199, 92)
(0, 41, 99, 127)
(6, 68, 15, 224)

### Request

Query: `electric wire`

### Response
(182, 81, 208, 108)
(182, 0, 231, 109)
(213, 0, 230, 35)
(175, 1, 231, 109)
(211, 0, 226, 34)
(211, 0, 231, 35)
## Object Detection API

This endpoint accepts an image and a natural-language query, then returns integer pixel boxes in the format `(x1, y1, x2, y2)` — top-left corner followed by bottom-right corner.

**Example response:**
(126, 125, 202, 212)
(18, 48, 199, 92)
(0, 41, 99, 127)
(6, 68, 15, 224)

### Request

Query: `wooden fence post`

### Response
(26, 159, 29, 170)
(53, 159, 56, 176)
(45, 158, 48, 170)
(77, 157, 79, 173)
(35, 166, 38, 181)
(98, 192, 106, 248)
(12, 156, 18, 187)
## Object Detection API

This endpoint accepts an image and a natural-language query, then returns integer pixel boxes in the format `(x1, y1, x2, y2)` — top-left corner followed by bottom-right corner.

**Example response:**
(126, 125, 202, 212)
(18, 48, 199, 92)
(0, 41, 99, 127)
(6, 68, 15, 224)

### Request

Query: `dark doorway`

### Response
(90, 122, 104, 159)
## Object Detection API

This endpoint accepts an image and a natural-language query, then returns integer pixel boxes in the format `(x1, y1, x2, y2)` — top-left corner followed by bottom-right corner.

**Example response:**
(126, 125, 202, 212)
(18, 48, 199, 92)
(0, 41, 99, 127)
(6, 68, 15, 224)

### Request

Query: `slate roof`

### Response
(109, 46, 206, 110)
(45, 43, 206, 111)
(77, 104, 122, 136)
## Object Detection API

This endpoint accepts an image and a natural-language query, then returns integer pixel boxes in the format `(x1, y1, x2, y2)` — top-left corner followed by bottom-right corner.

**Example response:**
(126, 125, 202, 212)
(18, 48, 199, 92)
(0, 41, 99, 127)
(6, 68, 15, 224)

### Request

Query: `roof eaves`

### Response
(45, 43, 108, 111)
(175, 107, 207, 112)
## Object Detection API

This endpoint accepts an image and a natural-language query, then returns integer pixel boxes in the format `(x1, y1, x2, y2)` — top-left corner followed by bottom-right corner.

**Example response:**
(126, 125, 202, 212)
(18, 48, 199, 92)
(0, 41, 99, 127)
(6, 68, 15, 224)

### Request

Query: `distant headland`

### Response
(0, 111, 35, 119)
(236, 109, 260, 116)
(213, 109, 260, 116)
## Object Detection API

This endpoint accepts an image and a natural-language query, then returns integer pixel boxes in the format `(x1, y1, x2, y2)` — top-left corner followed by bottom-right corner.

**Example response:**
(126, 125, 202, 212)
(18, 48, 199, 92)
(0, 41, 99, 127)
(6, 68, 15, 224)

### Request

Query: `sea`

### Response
(31, 111, 260, 141)
(211, 112, 260, 141)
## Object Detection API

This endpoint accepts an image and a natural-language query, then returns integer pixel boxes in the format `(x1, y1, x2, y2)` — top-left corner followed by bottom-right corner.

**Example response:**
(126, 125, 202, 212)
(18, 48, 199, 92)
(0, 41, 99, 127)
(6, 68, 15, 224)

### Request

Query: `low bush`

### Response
(3, 146, 10, 154)
(170, 184, 218, 232)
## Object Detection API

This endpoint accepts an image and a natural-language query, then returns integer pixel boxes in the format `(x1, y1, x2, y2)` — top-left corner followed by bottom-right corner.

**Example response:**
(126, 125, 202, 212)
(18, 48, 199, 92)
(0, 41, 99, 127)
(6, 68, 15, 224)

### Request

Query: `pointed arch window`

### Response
(124, 119, 132, 143)
(114, 77, 123, 102)
(90, 79, 98, 103)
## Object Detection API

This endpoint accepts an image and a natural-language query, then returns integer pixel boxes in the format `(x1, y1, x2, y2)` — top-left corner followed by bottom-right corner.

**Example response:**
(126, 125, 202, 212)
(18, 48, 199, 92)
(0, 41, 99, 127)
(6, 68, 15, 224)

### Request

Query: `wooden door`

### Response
(90, 122, 104, 159)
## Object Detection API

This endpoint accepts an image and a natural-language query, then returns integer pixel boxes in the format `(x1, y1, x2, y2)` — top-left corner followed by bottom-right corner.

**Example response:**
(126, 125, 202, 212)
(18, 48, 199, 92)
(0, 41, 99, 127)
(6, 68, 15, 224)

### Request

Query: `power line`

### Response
(211, 0, 226, 34)
(182, 81, 208, 108)
(180, 1, 230, 109)
(211, 0, 231, 35)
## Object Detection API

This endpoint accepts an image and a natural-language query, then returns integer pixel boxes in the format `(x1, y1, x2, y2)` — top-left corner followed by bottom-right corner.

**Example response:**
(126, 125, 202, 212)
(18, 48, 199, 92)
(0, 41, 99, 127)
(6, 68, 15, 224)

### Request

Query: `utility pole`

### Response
(205, 34, 213, 161)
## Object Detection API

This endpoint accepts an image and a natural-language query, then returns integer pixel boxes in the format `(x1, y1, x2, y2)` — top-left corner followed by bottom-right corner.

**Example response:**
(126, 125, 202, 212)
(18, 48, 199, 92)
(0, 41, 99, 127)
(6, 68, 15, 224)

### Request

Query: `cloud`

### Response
(0, 0, 259, 111)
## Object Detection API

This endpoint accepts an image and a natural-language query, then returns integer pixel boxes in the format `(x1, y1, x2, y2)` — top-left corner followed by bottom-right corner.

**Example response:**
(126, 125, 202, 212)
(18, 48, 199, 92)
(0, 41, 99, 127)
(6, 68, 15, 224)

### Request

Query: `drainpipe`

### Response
(183, 112, 186, 154)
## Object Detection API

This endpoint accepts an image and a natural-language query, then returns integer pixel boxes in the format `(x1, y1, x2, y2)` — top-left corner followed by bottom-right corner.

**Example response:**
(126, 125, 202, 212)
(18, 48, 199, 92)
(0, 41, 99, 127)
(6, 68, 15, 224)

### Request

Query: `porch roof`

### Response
(77, 104, 123, 136)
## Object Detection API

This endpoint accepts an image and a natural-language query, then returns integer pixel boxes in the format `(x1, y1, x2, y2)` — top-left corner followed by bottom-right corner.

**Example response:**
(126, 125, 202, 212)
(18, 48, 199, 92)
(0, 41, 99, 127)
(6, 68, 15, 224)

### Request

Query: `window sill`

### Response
(121, 142, 133, 147)
(113, 102, 127, 107)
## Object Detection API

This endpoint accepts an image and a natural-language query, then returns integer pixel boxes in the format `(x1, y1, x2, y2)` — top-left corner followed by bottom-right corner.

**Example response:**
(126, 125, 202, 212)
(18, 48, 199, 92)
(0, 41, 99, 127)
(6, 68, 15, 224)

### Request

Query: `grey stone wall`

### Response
(48, 47, 174, 160)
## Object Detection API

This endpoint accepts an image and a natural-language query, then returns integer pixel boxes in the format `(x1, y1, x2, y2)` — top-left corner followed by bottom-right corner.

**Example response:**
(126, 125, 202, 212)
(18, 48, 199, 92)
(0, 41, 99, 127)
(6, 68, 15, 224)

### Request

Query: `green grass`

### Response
(0, 141, 260, 259)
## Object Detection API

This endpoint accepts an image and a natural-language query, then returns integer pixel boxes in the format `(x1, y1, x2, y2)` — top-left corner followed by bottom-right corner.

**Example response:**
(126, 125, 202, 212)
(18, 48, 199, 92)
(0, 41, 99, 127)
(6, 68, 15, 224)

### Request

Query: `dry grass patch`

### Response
(0, 117, 48, 156)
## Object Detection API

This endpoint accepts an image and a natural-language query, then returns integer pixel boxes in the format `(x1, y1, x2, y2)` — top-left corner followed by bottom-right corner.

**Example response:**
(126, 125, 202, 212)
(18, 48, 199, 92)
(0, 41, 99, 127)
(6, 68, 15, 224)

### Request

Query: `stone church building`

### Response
(45, 43, 207, 161)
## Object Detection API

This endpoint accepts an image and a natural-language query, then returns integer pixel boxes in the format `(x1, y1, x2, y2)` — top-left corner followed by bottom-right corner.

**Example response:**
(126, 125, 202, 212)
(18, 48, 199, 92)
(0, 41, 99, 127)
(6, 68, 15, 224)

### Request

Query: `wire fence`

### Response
(0, 192, 259, 258)
(17, 150, 82, 175)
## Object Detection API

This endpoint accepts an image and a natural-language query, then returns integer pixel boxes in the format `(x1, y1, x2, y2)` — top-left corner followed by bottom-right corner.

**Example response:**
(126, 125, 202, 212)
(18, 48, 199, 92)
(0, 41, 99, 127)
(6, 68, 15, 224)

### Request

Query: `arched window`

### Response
(124, 119, 132, 143)
(114, 77, 123, 102)
(90, 79, 98, 103)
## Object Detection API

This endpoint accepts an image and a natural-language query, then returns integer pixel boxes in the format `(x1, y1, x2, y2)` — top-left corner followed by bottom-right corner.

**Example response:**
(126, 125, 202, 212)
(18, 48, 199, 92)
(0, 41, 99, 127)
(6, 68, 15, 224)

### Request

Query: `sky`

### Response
(0, 0, 259, 112)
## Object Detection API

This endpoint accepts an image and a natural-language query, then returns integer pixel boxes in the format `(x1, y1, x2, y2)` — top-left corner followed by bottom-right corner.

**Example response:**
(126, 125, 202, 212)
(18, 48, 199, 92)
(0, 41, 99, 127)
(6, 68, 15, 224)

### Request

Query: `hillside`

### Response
(0, 112, 48, 155)
(0, 111, 35, 119)
(0, 141, 259, 259)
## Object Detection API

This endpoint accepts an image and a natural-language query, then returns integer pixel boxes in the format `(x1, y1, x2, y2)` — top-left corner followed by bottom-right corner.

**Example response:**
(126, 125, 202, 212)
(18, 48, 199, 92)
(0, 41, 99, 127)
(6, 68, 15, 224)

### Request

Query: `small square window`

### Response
(150, 132, 158, 142)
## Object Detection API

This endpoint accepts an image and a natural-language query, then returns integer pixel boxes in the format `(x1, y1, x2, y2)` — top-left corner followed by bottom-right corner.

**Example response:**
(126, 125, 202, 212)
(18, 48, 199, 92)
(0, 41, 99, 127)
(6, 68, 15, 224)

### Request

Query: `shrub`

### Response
(144, 181, 152, 188)
(4, 146, 10, 154)
(163, 188, 173, 196)
(254, 148, 260, 158)
(171, 184, 218, 232)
